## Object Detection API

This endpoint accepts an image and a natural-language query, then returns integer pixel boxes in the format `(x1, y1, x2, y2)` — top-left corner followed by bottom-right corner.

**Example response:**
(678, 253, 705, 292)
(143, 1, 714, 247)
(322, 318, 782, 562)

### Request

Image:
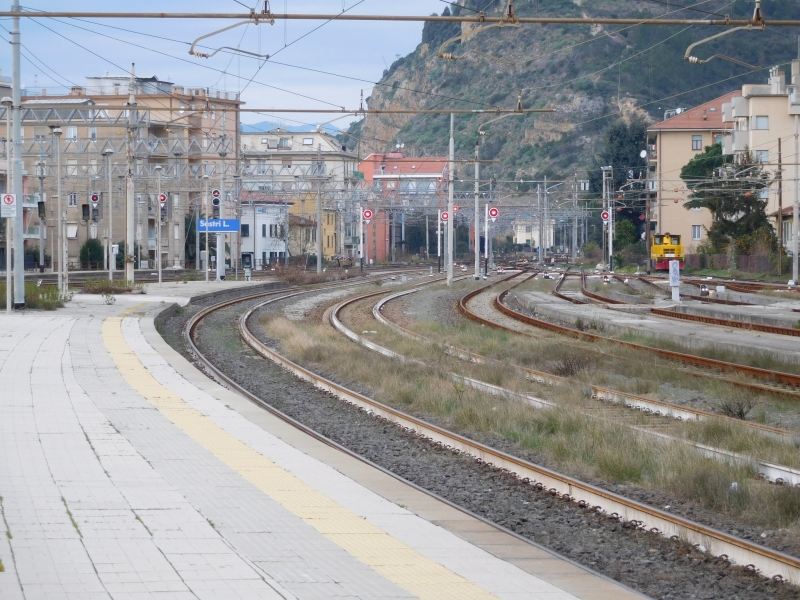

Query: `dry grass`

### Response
(258, 313, 800, 530)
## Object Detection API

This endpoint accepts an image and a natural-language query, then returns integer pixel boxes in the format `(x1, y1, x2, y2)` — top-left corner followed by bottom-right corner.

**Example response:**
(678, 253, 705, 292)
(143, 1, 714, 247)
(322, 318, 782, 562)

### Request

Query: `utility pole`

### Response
(794, 115, 799, 284)
(489, 177, 495, 269)
(358, 203, 364, 273)
(155, 165, 162, 285)
(537, 184, 542, 263)
(572, 175, 578, 263)
(217, 116, 227, 282)
(11, 0, 24, 307)
(4, 96, 12, 313)
(778, 137, 783, 275)
(473, 140, 480, 279)
(437, 209, 441, 273)
(37, 156, 45, 273)
(425, 212, 429, 260)
(104, 148, 114, 280)
(543, 176, 548, 265)
(447, 113, 454, 286)
(203, 173, 209, 282)
(125, 64, 136, 283)
(316, 147, 323, 274)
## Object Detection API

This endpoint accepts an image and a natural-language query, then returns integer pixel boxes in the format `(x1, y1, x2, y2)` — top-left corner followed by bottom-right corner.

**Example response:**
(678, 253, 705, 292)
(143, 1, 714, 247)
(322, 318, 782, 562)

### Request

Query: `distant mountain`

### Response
(340, 0, 800, 182)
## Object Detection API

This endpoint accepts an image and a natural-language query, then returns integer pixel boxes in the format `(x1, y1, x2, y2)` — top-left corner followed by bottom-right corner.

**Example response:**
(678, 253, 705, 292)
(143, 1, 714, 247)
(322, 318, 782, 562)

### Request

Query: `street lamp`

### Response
(49, 125, 65, 292)
(2, 96, 11, 314)
(102, 148, 114, 280)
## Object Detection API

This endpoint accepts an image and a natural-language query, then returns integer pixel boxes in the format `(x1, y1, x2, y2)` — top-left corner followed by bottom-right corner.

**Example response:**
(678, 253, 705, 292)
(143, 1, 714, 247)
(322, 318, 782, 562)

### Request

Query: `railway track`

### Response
(182, 277, 800, 586)
(329, 285, 800, 485)
(482, 273, 800, 400)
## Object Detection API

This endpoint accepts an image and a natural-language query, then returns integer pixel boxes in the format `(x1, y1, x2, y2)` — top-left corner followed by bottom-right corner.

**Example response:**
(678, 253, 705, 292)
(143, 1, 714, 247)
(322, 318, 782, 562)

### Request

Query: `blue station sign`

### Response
(198, 219, 241, 232)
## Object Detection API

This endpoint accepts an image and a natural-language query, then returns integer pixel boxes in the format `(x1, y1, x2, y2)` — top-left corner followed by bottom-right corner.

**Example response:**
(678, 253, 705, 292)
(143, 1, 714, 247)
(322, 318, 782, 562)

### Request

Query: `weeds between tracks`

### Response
(257, 311, 800, 533)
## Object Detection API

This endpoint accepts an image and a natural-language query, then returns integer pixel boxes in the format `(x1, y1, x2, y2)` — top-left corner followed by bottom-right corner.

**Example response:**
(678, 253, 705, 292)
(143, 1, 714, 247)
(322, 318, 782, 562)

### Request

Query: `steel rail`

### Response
(580, 270, 627, 305)
(5, 11, 799, 26)
(651, 308, 800, 338)
(178, 280, 635, 594)
(444, 277, 798, 441)
(636, 276, 755, 305)
(553, 270, 589, 304)
(223, 280, 800, 584)
(330, 286, 800, 478)
(488, 274, 800, 394)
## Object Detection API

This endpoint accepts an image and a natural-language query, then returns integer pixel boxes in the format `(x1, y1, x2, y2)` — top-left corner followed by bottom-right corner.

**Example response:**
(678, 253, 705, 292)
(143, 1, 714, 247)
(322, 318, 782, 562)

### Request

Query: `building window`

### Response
(692, 225, 702, 241)
(755, 150, 769, 163)
(760, 188, 770, 199)
(241, 224, 250, 237)
(261, 224, 267, 237)
(691, 135, 702, 151)
(303, 138, 314, 146)
(67, 224, 78, 239)
(278, 137, 291, 149)
(89, 127, 97, 140)
(754, 116, 769, 130)
(714, 134, 723, 145)
(68, 193, 78, 207)
(261, 138, 268, 145)
(67, 126, 77, 140)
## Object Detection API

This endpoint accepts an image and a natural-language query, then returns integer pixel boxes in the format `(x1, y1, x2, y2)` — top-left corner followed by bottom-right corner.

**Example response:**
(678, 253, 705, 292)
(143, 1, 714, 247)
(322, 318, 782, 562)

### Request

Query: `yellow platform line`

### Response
(102, 317, 498, 600)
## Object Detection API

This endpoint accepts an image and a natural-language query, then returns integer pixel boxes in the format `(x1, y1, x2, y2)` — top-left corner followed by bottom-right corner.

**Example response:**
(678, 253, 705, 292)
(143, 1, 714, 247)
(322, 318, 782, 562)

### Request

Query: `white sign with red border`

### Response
(441, 211, 449, 222)
(362, 209, 373, 224)
(489, 207, 499, 222)
(601, 210, 610, 223)
(1, 194, 16, 218)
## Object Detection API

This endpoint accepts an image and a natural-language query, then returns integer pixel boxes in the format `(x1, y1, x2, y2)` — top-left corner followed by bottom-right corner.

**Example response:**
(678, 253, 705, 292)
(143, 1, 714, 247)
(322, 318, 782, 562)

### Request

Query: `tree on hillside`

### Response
(589, 118, 648, 194)
(681, 147, 775, 254)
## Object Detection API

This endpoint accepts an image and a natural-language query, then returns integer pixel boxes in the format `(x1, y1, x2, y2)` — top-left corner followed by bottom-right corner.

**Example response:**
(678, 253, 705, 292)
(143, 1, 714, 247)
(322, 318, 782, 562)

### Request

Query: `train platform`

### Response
(0, 284, 644, 600)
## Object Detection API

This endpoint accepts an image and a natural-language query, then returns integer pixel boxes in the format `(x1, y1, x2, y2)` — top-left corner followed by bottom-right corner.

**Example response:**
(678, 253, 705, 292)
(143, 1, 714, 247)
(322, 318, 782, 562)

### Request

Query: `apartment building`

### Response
(240, 128, 358, 260)
(647, 91, 739, 250)
(358, 152, 448, 263)
(0, 73, 242, 271)
(648, 60, 800, 253)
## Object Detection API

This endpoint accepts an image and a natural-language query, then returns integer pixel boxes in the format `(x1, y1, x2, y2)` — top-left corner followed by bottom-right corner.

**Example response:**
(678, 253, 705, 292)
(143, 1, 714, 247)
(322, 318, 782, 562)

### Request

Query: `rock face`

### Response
(344, 0, 797, 181)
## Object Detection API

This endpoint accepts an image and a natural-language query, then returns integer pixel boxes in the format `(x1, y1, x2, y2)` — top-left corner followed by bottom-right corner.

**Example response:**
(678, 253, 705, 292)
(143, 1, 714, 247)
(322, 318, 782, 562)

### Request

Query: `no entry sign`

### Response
(1, 193, 16, 218)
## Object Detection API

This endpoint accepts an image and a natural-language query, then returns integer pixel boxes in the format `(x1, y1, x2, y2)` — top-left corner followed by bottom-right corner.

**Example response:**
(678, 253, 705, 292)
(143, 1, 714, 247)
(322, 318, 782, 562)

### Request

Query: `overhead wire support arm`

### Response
(189, 10, 273, 59)
(684, 0, 764, 69)
(438, 0, 518, 62)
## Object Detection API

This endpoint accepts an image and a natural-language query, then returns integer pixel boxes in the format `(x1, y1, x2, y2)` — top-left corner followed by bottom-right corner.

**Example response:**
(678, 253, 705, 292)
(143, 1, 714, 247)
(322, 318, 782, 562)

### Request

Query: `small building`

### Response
(239, 196, 290, 269)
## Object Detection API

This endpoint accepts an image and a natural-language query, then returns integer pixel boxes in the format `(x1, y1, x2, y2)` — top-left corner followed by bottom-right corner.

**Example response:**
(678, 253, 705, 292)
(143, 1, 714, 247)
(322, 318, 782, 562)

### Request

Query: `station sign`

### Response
(198, 218, 240, 232)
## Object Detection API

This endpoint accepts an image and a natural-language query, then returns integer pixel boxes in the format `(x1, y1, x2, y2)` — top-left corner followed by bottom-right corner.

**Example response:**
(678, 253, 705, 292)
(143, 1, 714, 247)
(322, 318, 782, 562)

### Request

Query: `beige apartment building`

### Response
(647, 91, 738, 251)
(648, 60, 800, 254)
(240, 128, 359, 260)
(0, 74, 241, 271)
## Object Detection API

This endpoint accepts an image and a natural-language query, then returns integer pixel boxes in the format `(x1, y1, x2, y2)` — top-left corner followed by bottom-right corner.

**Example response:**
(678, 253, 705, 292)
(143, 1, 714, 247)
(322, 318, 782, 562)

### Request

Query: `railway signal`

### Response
(363, 208, 372, 224)
(90, 192, 100, 208)
(453, 205, 459, 213)
(601, 210, 610, 223)
(441, 211, 449, 222)
(159, 193, 167, 206)
(211, 189, 221, 206)
(489, 207, 499, 222)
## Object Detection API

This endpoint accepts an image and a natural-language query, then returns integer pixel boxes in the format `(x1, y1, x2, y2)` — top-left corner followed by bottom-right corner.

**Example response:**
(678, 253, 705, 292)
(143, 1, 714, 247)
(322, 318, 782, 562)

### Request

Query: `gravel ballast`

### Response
(157, 285, 800, 600)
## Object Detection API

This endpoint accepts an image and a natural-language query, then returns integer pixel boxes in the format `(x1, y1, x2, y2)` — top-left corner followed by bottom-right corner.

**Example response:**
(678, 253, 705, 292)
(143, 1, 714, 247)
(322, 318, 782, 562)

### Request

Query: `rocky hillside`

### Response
(342, 0, 800, 182)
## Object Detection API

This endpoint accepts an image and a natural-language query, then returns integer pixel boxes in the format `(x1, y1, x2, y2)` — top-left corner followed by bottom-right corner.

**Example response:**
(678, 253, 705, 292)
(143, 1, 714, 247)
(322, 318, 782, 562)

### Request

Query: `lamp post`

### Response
(103, 148, 114, 280)
(49, 125, 64, 292)
(36, 156, 45, 273)
(2, 96, 11, 314)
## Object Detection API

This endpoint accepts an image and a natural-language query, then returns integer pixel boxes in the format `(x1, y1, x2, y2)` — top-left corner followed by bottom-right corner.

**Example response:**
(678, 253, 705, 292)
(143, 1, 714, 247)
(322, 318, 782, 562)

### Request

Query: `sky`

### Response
(2, 1, 445, 129)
